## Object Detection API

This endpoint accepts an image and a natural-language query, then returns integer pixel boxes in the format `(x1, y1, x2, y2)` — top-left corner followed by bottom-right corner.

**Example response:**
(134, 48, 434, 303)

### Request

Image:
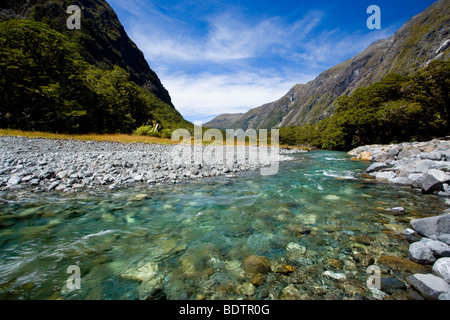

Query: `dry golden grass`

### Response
(0, 129, 177, 145)
(0, 129, 305, 149)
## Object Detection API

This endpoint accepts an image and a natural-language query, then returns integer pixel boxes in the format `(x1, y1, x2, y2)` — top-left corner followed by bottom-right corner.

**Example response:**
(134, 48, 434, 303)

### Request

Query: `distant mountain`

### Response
(0, 0, 173, 107)
(205, 0, 450, 130)
(203, 113, 244, 130)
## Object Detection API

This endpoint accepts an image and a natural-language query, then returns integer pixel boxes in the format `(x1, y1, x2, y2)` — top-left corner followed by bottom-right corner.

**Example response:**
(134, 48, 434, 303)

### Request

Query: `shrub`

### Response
(133, 125, 161, 137)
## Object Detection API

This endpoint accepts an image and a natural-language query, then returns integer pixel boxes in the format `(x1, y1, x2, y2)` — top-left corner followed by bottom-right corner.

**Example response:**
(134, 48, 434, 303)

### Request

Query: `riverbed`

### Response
(0, 150, 447, 300)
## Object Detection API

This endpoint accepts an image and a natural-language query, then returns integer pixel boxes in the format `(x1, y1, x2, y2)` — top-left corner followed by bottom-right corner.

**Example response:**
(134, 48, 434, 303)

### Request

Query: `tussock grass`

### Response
(0, 129, 304, 149)
(0, 129, 177, 145)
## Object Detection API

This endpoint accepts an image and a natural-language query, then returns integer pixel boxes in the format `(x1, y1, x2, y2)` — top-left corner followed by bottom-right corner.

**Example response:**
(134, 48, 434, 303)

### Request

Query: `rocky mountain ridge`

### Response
(0, 0, 174, 107)
(205, 0, 450, 130)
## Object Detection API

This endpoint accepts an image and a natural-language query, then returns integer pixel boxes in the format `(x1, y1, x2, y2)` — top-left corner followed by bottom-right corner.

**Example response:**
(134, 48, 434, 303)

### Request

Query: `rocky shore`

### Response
(0, 136, 299, 194)
(349, 138, 450, 196)
(349, 138, 450, 300)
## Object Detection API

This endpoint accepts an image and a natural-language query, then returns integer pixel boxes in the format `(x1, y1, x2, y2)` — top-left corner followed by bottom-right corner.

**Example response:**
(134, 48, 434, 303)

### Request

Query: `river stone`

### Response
(429, 169, 450, 183)
(420, 238, 450, 257)
(408, 242, 436, 264)
(373, 152, 395, 162)
(392, 177, 412, 186)
(375, 171, 396, 181)
(380, 278, 406, 294)
(410, 214, 450, 238)
(7, 174, 22, 185)
(323, 270, 346, 281)
(432, 258, 450, 283)
(439, 234, 450, 245)
(56, 170, 69, 179)
(421, 152, 443, 161)
(439, 291, 450, 300)
(121, 262, 159, 282)
(366, 162, 388, 173)
(408, 173, 424, 183)
(47, 181, 59, 191)
(286, 242, 307, 259)
(398, 146, 421, 160)
(370, 287, 387, 300)
(407, 274, 450, 300)
(416, 174, 444, 194)
(243, 255, 271, 275)
(360, 151, 372, 161)
(280, 284, 307, 300)
(402, 228, 422, 242)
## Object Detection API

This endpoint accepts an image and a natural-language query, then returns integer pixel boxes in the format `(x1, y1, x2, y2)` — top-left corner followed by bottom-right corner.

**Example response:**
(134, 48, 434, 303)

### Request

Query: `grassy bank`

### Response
(0, 129, 308, 150)
(0, 129, 177, 145)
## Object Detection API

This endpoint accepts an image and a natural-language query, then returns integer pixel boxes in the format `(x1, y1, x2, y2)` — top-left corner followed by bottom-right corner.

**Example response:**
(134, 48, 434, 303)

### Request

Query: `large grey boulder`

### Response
(375, 171, 396, 182)
(420, 238, 450, 257)
(392, 177, 412, 186)
(407, 274, 450, 300)
(398, 146, 421, 160)
(429, 169, 450, 183)
(433, 258, 450, 283)
(7, 174, 22, 185)
(410, 214, 450, 238)
(420, 152, 443, 161)
(366, 162, 388, 173)
(408, 242, 436, 264)
(373, 152, 395, 162)
(415, 174, 444, 194)
(439, 234, 450, 245)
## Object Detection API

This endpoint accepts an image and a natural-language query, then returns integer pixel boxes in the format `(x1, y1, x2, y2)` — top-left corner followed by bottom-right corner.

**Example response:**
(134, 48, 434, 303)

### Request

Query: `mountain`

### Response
(202, 113, 244, 130)
(205, 0, 450, 130)
(0, 0, 173, 107)
(0, 0, 191, 134)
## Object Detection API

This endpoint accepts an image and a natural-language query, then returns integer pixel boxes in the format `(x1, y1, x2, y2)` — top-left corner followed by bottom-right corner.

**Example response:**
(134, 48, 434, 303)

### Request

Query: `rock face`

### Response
(205, 0, 450, 130)
(407, 274, 450, 300)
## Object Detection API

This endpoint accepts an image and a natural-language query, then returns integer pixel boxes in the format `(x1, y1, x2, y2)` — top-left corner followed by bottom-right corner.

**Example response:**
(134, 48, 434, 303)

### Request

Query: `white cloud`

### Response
(109, 1, 398, 123)
(129, 10, 324, 63)
(160, 71, 315, 123)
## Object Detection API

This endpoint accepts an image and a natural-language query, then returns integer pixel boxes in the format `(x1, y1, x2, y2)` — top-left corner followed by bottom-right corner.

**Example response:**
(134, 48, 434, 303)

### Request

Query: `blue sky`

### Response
(107, 0, 437, 124)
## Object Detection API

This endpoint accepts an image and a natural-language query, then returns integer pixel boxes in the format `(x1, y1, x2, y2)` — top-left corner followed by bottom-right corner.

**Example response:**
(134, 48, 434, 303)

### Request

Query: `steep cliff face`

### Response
(205, 0, 450, 130)
(0, 0, 173, 107)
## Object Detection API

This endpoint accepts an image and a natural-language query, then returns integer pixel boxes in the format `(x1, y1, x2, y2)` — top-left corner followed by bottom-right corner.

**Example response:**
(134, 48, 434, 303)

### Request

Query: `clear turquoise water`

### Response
(0, 150, 446, 300)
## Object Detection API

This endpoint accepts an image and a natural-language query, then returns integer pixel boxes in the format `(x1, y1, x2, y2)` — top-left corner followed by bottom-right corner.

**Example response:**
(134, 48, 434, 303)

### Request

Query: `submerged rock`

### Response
(323, 270, 346, 281)
(402, 228, 422, 242)
(377, 255, 430, 274)
(280, 284, 308, 300)
(420, 238, 450, 258)
(366, 162, 388, 173)
(286, 242, 307, 259)
(380, 278, 406, 294)
(416, 174, 444, 194)
(243, 255, 271, 275)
